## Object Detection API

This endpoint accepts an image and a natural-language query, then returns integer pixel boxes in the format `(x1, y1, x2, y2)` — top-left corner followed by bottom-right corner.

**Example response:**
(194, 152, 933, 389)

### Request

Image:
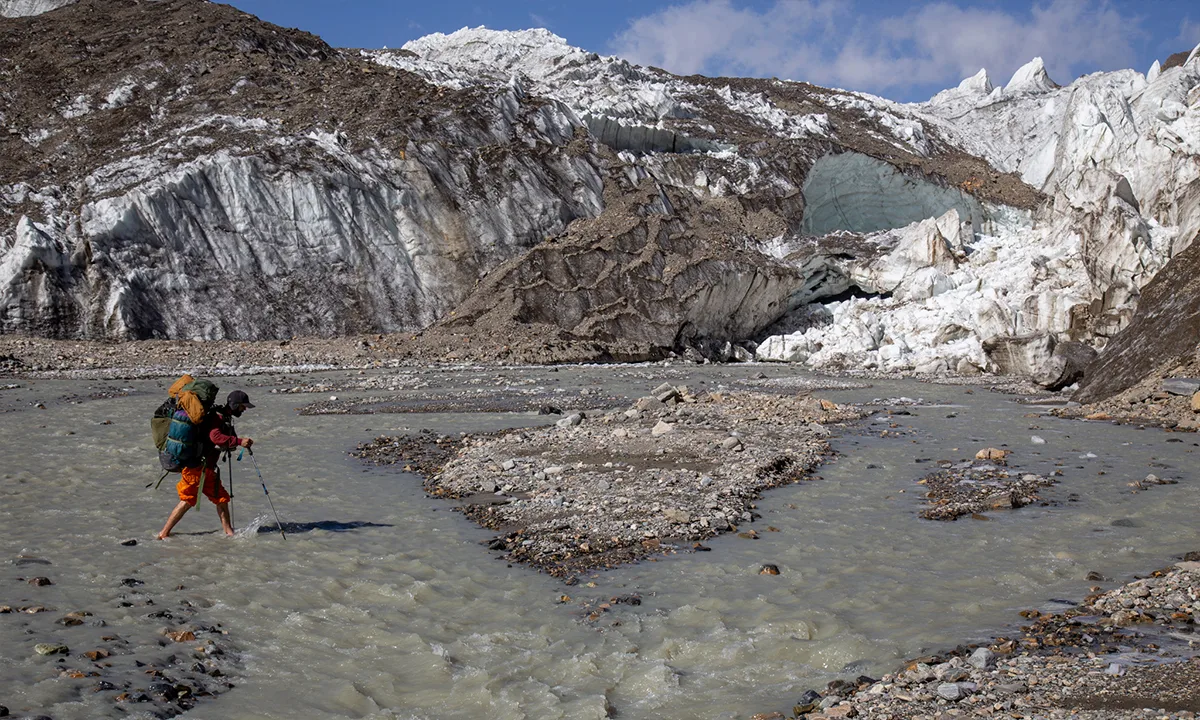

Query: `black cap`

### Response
(226, 390, 255, 409)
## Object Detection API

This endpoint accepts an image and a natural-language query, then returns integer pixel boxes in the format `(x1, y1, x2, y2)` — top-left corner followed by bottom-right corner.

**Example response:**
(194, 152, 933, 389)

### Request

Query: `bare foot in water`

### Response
(156, 532, 169, 540)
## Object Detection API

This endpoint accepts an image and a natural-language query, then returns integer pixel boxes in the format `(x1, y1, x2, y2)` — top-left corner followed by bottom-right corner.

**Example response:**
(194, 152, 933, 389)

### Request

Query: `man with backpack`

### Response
(157, 390, 256, 540)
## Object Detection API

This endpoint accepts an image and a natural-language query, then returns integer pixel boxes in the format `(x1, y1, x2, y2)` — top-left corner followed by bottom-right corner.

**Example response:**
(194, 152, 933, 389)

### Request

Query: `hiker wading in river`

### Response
(157, 391, 256, 539)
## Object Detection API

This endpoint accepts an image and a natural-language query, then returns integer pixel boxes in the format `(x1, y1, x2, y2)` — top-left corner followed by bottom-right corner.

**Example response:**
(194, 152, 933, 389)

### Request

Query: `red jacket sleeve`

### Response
(208, 421, 241, 450)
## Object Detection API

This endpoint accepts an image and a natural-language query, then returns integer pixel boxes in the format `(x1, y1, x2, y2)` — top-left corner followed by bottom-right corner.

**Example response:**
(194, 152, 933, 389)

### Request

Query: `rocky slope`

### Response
(0, 0, 604, 340)
(3, 2, 1199, 385)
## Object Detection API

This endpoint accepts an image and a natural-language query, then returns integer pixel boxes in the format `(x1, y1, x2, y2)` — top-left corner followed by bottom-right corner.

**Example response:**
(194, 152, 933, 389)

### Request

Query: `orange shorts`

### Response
(177, 465, 231, 507)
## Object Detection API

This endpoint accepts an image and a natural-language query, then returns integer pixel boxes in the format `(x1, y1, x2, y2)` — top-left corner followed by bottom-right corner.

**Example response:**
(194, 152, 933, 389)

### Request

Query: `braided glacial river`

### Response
(2, 364, 1198, 719)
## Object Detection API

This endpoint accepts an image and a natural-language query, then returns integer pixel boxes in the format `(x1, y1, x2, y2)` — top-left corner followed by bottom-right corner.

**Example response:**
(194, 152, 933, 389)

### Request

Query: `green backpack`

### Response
(151, 376, 220, 473)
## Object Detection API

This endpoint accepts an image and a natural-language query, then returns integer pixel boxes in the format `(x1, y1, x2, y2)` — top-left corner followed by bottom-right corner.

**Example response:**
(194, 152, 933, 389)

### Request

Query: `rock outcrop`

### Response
(1075, 229, 1200, 403)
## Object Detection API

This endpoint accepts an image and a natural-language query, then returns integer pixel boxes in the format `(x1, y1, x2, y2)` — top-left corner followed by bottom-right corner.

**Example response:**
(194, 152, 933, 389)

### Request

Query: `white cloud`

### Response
(530, 13, 551, 30)
(610, 0, 1140, 97)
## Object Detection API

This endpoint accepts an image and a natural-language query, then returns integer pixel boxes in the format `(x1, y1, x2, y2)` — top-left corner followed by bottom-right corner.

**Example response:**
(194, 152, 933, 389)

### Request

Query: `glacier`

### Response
(2, 6, 1199, 386)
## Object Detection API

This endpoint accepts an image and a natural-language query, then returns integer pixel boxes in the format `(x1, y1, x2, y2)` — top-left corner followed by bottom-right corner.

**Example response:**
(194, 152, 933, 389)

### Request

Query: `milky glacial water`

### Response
(1, 366, 1198, 720)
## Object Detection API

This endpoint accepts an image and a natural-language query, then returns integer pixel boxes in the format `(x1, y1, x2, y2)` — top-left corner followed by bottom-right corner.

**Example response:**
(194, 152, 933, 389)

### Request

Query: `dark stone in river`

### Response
(28, 576, 53, 586)
(13, 557, 51, 566)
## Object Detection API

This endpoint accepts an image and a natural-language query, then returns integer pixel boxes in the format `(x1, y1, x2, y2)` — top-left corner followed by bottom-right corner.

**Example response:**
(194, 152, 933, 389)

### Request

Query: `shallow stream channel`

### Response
(1, 364, 1197, 719)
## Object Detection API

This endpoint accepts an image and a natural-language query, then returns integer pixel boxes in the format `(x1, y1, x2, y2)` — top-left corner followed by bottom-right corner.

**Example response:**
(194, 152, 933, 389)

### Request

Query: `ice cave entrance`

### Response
(801, 152, 985, 235)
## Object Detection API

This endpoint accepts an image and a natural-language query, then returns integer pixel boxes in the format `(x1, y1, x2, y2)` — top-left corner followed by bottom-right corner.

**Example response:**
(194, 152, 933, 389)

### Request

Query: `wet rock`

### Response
(120, 578, 144, 587)
(974, 447, 1008, 460)
(119, 538, 138, 546)
(0, 704, 7, 717)
(164, 629, 196, 642)
(538, 404, 563, 415)
(149, 682, 178, 701)
(793, 689, 822, 714)
(28, 576, 53, 586)
(34, 642, 69, 655)
(57, 611, 91, 626)
(759, 564, 780, 575)
(13, 557, 51, 566)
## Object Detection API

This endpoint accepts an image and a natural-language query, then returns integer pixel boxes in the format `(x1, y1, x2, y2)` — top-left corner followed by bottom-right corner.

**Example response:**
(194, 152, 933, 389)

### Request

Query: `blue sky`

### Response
(225, 1, 1199, 101)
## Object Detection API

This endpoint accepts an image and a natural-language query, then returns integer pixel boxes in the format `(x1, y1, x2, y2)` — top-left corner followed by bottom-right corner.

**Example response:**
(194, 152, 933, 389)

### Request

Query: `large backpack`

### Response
(152, 375, 219, 472)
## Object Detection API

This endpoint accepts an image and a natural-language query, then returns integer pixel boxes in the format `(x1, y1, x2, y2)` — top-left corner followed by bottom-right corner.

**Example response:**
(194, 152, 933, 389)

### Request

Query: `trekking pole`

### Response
(242, 448, 286, 540)
(226, 451, 234, 528)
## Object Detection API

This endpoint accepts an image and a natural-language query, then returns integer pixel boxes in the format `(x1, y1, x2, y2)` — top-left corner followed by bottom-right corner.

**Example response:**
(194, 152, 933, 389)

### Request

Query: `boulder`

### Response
(1033, 340, 1097, 390)
(983, 332, 1055, 377)
(1163, 378, 1200, 396)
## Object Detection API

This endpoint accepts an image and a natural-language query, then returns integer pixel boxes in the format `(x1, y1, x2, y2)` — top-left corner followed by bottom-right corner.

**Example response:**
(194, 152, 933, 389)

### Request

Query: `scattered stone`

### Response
(663, 508, 690, 524)
(759, 564, 780, 575)
(34, 643, 69, 656)
(974, 447, 1008, 461)
(920, 464, 1055, 520)
(1030, 434, 1046, 444)
(936, 682, 963, 701)
(28, 576, 53, 586)
(119, 538, 138, 546)
(651, 420, 674, 436)
(165, 630, 196, 642)
(967, 647, 994, 669)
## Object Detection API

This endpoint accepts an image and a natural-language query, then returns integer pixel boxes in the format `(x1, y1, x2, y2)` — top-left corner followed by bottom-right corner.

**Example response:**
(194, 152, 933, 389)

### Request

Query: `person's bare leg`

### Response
(158, 501, 191, 539)
(216, 503, 234, 537)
